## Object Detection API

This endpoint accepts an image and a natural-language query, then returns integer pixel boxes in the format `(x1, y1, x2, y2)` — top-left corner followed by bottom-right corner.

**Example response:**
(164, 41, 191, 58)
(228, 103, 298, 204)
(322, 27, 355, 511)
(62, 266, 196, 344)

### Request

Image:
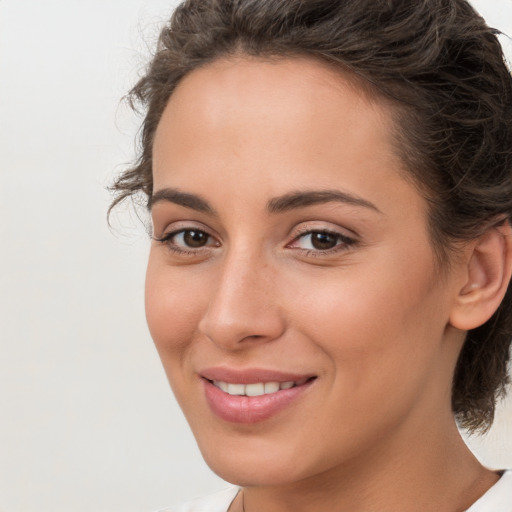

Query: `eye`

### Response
(154, 228, 219, 253)
(174, 230, 211, 248)
(298, 231, 339, 250)
(289, 229, 355, 253)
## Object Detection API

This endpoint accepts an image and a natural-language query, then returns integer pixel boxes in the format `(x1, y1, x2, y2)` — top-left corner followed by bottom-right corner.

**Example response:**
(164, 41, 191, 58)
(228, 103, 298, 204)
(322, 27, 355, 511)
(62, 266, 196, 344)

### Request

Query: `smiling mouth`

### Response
(200, 367, 318, 423)
(207, 377, 315, 397)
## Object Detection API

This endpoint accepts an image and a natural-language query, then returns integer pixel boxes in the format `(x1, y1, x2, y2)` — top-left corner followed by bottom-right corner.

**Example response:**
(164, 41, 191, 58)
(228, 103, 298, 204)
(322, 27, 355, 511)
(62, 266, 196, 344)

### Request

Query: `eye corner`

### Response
(153, 226, 221, 259)
(287, 226, 357, 256)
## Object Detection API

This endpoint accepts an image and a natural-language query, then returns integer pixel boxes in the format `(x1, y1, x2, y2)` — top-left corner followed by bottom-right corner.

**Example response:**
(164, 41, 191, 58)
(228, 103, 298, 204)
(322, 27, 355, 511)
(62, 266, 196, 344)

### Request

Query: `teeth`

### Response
(245, 383, 265, 396)
(213, 380, 228, 393)
(227, 383, 245, 396)
(212, 380, 302, 396)
(264, 382, 280, 394)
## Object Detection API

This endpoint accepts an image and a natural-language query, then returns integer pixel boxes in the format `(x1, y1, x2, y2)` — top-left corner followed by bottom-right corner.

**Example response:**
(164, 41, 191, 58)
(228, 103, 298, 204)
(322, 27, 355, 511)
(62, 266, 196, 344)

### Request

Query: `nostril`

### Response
(242, 334, 265, 341)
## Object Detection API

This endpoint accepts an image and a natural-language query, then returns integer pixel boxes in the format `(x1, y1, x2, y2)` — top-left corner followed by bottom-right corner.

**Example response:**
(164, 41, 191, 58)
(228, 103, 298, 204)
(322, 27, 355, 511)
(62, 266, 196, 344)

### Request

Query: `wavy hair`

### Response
(111, 0, 512, 432)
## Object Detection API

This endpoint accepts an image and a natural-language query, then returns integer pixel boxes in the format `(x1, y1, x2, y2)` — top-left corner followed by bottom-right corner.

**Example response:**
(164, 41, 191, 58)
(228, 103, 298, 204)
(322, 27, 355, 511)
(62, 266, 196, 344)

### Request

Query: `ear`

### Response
(450, 221, 512, 331)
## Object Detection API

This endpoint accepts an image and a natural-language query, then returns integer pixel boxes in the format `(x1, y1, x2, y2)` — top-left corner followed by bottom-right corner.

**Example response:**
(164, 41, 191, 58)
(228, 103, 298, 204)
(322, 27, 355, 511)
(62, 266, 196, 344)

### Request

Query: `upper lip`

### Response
(200, 367, 316, 384)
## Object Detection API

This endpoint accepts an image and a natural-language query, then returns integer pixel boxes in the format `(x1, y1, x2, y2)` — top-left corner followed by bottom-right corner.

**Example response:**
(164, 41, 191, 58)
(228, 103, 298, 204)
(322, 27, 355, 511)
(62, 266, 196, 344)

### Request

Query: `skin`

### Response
(146, 57, 504, 511)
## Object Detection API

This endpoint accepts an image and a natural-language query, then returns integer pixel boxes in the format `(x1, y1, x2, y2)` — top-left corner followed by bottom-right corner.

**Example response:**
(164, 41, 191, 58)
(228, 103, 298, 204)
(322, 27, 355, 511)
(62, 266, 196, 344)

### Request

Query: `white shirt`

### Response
(160, 470, 512, 512)
(466, 470, 512, 512)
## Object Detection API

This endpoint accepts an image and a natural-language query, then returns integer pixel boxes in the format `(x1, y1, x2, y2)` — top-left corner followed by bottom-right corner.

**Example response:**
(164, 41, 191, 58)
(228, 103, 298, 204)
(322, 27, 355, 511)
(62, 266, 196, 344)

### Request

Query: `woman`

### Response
(111, 0, 512, 510)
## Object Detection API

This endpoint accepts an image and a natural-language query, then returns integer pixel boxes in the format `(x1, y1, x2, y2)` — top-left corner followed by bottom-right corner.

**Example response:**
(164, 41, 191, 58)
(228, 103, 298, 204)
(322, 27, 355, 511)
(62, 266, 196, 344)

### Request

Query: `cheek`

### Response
(145, 255, 206, 359)
(288, 254, 445, 392)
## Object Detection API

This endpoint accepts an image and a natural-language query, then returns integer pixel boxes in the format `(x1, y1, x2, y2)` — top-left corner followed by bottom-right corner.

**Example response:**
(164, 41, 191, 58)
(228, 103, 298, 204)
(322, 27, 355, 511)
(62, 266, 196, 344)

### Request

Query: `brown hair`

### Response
(111, 0, 512, 432)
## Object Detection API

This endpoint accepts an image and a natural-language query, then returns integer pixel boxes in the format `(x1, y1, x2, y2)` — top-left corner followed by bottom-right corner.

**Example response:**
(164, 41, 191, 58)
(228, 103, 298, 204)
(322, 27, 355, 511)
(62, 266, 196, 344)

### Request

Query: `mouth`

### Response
(200, 368, 317, 423)
(207, 377, 314, 397)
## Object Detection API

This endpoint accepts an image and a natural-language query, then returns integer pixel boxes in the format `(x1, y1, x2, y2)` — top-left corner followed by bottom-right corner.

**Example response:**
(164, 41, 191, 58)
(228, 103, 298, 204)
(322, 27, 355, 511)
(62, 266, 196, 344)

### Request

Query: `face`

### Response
(146, 57, 464, 487)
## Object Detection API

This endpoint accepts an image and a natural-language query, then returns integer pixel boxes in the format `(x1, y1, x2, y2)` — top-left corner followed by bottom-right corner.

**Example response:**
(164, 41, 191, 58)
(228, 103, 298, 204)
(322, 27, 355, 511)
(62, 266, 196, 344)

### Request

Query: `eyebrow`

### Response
(267, 190, 381, 214)
(149, 188, 216, 214)
(149, 187, 381, 215)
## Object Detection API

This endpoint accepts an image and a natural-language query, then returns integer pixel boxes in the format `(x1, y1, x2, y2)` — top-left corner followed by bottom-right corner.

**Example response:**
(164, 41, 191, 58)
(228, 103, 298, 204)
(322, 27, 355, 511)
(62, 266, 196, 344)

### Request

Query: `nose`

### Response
(198, 250, 286, 350)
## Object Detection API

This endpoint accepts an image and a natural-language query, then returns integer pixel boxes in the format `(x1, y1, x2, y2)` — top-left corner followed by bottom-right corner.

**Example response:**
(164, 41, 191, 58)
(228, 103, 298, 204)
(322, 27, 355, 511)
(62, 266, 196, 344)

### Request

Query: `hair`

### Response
(111, 0, 512, 433)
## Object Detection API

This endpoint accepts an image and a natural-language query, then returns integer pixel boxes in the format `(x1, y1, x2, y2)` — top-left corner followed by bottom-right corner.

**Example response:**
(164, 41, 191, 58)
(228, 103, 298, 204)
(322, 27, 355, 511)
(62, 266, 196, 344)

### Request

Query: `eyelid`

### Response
(289, 221, 357, 241)
(286, 223, 358, 254)
(154, 228, 216, 245)
(152, 219, 218, 240)
(152, 222, 221, 257)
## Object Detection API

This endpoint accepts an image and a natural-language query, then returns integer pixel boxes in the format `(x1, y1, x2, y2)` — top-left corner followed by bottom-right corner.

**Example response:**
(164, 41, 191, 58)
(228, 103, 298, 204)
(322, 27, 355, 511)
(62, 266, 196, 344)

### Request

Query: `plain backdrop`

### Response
(1, 1, 511, 511)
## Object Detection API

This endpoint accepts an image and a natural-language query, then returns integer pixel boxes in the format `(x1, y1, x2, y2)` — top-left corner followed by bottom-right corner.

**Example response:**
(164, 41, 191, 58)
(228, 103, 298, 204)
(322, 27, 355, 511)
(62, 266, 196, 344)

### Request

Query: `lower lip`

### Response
(203, 379, 314, 424)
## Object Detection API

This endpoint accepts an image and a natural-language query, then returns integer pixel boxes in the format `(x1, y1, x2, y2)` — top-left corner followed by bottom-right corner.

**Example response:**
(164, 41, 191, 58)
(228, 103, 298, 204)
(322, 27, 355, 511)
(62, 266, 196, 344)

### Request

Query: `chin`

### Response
(195, 431, 332, 488)
(204, 453, 305, 487)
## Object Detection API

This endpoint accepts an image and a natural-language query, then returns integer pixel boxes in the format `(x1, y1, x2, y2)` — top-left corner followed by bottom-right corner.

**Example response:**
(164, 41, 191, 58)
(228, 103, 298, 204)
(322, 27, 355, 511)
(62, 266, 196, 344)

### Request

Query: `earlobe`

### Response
(450, 221, 512, 331)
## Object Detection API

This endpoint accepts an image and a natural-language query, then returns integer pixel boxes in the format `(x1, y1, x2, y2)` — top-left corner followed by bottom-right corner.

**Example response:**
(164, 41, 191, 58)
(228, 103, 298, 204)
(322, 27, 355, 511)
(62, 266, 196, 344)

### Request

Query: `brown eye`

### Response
(182, 230, 209, 248)
(310, 232, 338, 250)
(290, 229, 355, 254)
(155, 228, 218, 252)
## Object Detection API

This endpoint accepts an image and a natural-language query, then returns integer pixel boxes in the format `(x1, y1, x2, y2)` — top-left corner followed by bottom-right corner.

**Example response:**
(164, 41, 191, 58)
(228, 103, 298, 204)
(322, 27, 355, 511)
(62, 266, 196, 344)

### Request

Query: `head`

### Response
(112, 0, 512, 452)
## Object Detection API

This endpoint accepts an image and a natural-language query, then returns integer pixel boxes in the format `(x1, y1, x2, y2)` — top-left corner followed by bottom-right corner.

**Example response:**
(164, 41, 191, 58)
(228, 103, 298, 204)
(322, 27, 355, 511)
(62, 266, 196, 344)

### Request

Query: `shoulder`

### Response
(466, 470, 512, 512)
(156, 486, 240, 512)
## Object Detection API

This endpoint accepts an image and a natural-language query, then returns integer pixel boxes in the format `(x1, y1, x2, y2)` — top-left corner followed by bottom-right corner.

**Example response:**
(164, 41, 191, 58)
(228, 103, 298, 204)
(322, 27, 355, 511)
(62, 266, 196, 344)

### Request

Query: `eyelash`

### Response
(288, 227, 356, 257)
(153, 229, 218, 257)
(153, 227, 356, 257)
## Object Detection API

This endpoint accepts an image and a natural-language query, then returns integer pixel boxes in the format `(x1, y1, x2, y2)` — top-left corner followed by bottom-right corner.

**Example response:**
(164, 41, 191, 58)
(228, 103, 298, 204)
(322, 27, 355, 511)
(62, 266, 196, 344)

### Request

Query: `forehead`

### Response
(153, 56, 403, 191)
(167, 55, 385, 120)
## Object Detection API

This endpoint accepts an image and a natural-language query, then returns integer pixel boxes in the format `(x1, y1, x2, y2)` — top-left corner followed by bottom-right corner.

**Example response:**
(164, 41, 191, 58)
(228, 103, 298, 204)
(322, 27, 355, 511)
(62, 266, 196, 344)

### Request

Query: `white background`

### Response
(0, 1, 511, 511)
